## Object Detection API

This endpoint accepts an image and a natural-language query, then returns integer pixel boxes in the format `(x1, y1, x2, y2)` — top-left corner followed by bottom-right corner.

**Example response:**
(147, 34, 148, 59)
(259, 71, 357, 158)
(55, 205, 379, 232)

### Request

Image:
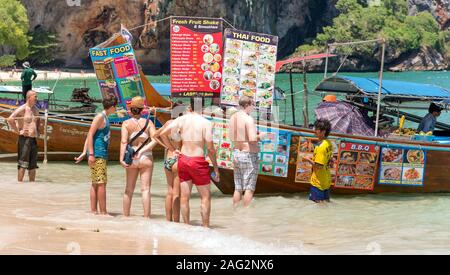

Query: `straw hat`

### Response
(323, 94, 337, 102)
(130, 96, 145, 108)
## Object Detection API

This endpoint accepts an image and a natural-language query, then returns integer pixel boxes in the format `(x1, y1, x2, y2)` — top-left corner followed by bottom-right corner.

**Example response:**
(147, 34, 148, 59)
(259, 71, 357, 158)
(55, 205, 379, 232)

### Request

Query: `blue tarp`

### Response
(315, 76, 450, 100)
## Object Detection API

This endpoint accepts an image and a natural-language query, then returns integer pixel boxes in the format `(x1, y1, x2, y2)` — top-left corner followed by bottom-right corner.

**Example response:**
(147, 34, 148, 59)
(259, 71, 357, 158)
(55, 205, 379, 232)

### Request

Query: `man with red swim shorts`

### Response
(155, 98, 220, 228)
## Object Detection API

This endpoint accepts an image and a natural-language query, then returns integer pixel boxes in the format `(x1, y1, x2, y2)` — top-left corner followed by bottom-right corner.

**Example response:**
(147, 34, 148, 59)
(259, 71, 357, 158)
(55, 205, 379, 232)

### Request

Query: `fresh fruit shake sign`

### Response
(170, 17, 223, 98)
(90, 43, 146, 122)
(335, 142, 381, 191)
(221, 29, 278, 110)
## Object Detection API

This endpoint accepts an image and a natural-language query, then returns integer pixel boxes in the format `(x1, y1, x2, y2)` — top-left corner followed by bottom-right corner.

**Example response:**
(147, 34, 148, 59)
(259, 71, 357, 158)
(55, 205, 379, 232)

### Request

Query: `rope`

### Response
(221, 17, 236, 29)
(129, 16, 172, 31)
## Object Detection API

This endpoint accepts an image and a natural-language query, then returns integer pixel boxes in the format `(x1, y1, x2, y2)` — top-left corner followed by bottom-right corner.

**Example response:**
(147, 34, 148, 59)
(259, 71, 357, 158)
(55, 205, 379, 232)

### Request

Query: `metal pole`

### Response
(375, 41, 386, 137)
(43, 109, 49, 164)
(289, 68, 296, 126)
(324, 45, 329, 79)
(303, 60, 309, 127)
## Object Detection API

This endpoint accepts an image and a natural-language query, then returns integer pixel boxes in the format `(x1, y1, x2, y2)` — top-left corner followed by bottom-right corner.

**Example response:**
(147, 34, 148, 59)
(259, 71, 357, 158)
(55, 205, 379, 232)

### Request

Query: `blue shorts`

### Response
(309, 186, 330, 202)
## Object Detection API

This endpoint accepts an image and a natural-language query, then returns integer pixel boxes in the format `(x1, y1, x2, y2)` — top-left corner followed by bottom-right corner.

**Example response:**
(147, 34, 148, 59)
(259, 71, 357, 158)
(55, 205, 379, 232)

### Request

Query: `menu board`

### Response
(211, 118, 234, 169)
(90, 43, 145, 123)
(208, 118, 291, 178)
(221, 29, 278, 110)
(295, 137, 339, 184)
(379, 147, 426, 187)
(258, 128, 292, 178)
(335, 142, 380, 190)
(170, 17, 223, 98)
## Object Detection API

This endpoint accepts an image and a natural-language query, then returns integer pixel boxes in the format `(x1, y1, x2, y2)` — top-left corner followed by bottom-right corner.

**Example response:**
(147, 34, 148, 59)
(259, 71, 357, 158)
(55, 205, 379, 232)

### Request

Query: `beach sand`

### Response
(0, 69, 97, 82)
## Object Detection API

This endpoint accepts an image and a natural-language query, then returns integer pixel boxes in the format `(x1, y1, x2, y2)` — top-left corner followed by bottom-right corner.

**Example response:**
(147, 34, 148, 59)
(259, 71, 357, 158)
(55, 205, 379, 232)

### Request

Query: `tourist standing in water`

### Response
(7, 90, 40, 182)
(154, 102, 186, 222)
(154, 98, 219, 228)
(75, 95, 117, 215)
(303, 119, 333, 203)
(229, 96, 264, 207)
(120, 96, 158, 218)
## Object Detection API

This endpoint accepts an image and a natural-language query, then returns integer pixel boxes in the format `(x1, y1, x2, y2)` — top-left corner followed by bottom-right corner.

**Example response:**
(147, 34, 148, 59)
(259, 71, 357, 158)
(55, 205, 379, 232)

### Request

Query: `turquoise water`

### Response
(3, 71, 449, 128)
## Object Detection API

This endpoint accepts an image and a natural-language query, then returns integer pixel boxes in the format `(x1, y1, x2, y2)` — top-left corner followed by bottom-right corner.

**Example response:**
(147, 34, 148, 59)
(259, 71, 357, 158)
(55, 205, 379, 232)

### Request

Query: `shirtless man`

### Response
(7, 90, 40, 182)
(229, 96, 264, 207)
(154, 98, 219, 228)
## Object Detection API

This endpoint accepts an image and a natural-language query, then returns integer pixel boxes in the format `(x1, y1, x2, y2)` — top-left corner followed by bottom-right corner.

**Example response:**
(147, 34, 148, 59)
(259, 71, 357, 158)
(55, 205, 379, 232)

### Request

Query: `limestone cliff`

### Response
(21, 0, 337, 73)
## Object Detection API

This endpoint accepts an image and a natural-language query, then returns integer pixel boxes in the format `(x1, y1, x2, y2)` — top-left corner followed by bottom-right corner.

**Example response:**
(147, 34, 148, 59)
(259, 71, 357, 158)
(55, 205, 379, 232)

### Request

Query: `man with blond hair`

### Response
(8, 90, 40, 182)
(229, 96, 264, 207)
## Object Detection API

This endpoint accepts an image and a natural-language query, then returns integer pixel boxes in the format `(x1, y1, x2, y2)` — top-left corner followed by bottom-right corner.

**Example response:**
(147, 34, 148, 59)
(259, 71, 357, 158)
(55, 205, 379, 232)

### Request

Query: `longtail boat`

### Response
(0, 34, 172, 161)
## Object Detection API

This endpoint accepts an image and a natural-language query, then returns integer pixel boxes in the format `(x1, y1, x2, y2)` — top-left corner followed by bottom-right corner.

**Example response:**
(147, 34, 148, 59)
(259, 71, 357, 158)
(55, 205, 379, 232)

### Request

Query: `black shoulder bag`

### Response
(123, 116, 151, 165)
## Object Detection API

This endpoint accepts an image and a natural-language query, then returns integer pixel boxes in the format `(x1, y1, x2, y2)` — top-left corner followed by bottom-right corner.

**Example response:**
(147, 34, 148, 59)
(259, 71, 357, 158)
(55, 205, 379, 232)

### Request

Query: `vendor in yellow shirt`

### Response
(303, 119, 333, 203)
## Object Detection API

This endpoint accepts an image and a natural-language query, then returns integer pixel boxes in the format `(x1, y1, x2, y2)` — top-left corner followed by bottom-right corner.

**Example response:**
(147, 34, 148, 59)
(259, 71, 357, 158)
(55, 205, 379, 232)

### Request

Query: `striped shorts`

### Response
(233, 150, 259, 192)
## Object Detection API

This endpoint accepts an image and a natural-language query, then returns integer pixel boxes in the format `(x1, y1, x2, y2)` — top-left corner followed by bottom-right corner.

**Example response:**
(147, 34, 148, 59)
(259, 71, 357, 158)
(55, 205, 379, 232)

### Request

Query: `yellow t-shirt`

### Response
(310, 139, 333, 191)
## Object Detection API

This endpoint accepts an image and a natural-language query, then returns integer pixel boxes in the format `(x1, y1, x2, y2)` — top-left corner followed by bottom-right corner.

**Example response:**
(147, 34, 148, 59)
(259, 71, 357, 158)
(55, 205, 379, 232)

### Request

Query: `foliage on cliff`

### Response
(0, 0, 29, 67)
(296, 0, 450, 63)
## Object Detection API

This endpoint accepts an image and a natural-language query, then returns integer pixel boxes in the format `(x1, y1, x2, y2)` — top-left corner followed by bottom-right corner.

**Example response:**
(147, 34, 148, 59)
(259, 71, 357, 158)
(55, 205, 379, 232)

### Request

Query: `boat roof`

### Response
(0, 86, 53, 95)
(275, 53, 336, 72)
(315, 75, 450, 100)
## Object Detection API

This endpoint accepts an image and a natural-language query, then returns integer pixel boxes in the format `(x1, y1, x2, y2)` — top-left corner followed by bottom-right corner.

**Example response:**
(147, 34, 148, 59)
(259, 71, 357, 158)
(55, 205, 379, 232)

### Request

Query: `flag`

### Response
(120, 24, 133, 44)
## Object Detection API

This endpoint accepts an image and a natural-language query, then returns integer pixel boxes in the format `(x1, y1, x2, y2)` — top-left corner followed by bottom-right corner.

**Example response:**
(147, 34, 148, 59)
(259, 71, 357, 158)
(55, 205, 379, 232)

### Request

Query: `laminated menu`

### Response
(90, 43, 145, 122)
(207, 118, 291, 178)
(335, 142, 380, 190)
(379, 147, 426, 187)
(170, 17, 223, 98)
(221, 29, 278, 110)
(295, 137, 339, 184)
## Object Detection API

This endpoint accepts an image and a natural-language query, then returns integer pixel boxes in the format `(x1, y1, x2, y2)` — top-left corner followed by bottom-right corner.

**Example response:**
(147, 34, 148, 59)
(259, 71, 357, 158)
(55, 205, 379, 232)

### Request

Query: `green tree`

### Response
(28, 27, 60, 65)
(297, 0, 448, 64)
(0, 0, 29, 67)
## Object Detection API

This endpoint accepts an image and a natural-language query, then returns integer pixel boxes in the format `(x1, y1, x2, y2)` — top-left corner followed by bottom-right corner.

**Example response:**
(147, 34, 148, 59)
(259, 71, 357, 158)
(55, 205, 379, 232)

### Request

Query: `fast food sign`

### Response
(220, 29, 278, 110)
(379, 146, 426, 187)
(170, 17, 223, 98)
(90, 43, 145, 123)
(335, 142, 380, 190)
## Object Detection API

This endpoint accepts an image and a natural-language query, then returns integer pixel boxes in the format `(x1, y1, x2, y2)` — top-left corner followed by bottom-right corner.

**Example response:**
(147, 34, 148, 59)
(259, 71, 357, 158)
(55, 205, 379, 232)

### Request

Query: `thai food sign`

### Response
(90, 43, 145, 122)
(170, 17, 223, 98)
(208, 118, 291, 178)
(220, 29, 278, 110)
(379, 147, 426, 187)
(335, 142, 380, 190)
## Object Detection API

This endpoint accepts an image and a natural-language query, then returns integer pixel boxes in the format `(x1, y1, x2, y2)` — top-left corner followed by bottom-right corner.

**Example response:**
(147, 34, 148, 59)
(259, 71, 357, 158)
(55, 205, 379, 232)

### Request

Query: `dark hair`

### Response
(314, 119, 332, 137)
(190, 97, 204, 112)
(102, 95, 117, 110)
(130, 107, 143, 116)
(239, 96, 254, 108)
(429, 103, 442, 114)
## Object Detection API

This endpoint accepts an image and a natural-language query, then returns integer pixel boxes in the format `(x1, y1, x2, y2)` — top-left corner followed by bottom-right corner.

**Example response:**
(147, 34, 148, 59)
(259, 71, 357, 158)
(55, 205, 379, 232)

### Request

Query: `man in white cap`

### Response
(21, 62, 37, 100)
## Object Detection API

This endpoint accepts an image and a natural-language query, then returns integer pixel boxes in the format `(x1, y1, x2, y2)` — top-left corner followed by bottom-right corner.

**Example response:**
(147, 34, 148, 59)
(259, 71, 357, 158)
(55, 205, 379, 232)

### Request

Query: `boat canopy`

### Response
(0, 86, 53, 95)
(315, 76, 450, 101)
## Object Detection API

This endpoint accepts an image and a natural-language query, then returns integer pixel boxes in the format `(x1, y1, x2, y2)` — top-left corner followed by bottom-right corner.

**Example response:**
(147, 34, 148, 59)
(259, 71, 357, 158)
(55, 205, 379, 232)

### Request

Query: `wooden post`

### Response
(375, 40, 386, 137)
(302, 60, 309, 127)
(43, 109, 49, 164)
(289, 68, 296, 126)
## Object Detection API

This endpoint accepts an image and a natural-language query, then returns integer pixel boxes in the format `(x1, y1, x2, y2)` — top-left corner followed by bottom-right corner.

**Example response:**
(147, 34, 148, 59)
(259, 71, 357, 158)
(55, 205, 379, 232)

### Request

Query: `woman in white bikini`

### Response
(120, 96, 157, 218)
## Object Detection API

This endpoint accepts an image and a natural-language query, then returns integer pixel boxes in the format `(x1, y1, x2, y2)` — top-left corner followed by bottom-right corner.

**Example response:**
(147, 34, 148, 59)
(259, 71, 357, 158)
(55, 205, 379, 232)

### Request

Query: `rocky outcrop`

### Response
(408, 0, 450, 29)
(21, 0, 337, 73)
(389, 47, 449, 71)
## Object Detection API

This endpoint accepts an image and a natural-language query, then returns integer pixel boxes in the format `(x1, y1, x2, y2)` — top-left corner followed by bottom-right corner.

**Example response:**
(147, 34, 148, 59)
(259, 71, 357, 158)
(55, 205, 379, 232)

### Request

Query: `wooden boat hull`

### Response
(0, 105, 165, 161)
(215, 124, 450, 194)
